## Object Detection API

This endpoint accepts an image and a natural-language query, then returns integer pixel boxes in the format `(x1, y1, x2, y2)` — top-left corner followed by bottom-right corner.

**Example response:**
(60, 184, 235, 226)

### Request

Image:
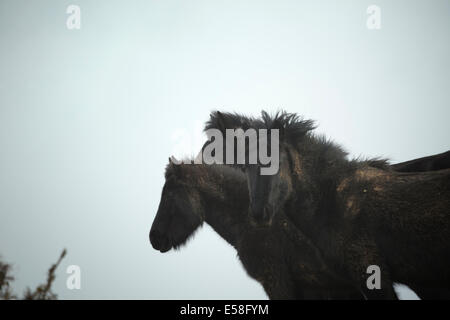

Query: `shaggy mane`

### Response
(204, 111, 256, 133)
(259, 110, 316, 142)
(203, 110, 389, 170)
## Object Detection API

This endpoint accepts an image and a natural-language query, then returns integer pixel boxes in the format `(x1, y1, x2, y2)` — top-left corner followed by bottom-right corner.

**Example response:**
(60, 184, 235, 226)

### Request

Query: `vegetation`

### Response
(0, 249, 66, 300)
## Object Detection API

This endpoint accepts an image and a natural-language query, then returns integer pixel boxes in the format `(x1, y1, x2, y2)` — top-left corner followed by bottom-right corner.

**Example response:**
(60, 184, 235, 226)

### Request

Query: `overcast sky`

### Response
(0, 0, 449, 299)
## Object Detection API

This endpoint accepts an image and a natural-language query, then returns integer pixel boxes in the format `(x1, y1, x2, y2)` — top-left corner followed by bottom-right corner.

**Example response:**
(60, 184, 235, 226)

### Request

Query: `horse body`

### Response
(391, 150, 450, 172)
(204, 110, 450, 299)
(151, 110, 450, 299)
(150, 161, 363, 299)
(286, 142, 450, 299)
(265, 116, 450, 299)
(337, 166, 450, 298)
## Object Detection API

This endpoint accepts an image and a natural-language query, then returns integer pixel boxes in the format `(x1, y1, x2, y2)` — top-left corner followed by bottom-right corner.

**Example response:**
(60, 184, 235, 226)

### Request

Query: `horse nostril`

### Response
(150, 228, 171, 252)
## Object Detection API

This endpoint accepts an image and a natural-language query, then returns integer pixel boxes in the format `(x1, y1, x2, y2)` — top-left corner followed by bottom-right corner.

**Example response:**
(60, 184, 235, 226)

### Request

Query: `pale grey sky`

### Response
(0, 0, 449, 299)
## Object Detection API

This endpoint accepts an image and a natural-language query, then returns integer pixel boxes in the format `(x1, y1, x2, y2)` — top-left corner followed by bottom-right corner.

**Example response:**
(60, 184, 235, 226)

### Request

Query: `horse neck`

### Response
(182, 164, 249, 247)
(285, 141, 351, 230)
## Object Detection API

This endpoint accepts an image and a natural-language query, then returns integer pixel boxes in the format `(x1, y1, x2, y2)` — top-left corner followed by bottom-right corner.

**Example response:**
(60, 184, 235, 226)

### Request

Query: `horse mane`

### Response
(205, 110, 316, 139)
(258, 111, 390, 170)
(357, 157, 391, 170)
(204, 109, 315, 144)
(204, 110, 390, 170)
(204, 111, 256, 133)
(259, 110, 316, 142)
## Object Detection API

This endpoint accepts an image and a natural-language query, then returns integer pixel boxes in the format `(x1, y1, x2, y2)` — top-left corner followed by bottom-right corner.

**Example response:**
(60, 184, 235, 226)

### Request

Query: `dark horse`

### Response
(150, 159, 364, 299)
(206, 111, 450, 299)
(391, 150, 450, 173)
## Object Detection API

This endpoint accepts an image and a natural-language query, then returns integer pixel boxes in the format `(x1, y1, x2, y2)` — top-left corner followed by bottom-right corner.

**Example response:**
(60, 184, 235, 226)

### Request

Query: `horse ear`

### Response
(168, 156, 182, 166)
(166, 156, 183, 178)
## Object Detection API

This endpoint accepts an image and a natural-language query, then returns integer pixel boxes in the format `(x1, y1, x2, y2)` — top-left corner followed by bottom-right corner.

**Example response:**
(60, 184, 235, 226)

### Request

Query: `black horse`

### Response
(150, 159, 364, 299)
(391, 150, 450, 173)
(206, 110, 450, 299)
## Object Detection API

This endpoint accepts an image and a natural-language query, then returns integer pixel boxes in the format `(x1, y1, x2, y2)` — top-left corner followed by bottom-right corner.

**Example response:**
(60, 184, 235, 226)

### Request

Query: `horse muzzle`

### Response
(149, 228, 172, 253)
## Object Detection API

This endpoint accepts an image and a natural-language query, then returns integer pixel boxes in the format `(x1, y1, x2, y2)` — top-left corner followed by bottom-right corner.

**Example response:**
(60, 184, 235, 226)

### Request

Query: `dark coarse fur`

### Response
(150, 160, 364, 299)
(203, 111, 256, 168)
(207, 110, 450, 299)
(391, 150, 450, 173)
